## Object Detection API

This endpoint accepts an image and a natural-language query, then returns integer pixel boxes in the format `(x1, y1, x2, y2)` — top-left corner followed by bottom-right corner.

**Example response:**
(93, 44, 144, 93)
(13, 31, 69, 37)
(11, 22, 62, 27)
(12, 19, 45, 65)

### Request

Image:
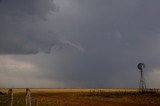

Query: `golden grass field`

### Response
(0, 88, 160, 106)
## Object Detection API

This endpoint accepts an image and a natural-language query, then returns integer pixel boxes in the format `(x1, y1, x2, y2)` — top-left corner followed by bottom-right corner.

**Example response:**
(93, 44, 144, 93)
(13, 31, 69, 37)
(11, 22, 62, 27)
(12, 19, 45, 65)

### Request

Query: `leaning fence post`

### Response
(26, 88, 31, 106)
(7, 89, 13, 106)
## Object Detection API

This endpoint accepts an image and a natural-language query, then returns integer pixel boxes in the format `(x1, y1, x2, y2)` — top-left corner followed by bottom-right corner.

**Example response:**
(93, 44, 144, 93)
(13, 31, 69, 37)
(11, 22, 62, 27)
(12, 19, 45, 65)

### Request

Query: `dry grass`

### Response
(0, 88, 160, 106)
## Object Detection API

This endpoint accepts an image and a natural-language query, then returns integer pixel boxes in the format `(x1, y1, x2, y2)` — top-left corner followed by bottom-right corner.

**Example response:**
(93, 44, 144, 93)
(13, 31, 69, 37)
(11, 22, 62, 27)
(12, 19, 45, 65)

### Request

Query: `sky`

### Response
(0, 0, 160, 88)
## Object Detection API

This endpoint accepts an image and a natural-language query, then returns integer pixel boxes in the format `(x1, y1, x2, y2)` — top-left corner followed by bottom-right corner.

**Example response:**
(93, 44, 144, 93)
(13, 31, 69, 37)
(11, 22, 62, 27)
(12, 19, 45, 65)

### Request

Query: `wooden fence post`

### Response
(7, 89, 13, 106)
(26, 88, 31, 106)
(34, 99, 38, 106)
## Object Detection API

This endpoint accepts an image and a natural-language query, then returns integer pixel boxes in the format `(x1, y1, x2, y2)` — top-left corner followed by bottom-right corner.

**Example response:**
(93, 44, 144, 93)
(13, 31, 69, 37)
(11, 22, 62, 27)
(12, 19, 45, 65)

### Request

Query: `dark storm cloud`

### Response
(45, 0, 160, 88)
(0, 0, 55, 54)
(0, 0, 55, 19)
(0, 0, 78, 54)
(1, 0, 160, 88)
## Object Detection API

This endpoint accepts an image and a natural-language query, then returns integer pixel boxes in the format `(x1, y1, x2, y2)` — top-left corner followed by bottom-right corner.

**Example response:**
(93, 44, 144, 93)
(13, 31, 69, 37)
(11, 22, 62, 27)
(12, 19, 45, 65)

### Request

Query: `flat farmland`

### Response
(0, 88, 160, 106)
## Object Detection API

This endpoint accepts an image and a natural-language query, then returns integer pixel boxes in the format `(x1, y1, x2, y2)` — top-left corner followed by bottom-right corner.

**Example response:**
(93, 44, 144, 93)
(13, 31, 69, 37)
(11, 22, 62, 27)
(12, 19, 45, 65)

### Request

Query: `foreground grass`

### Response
(0, 89, 160, 106)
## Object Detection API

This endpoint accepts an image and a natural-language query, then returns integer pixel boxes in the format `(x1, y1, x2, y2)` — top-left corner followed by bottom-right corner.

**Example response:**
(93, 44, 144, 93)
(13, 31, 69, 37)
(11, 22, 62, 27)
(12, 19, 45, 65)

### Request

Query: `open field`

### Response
(0, 88, 160, 106)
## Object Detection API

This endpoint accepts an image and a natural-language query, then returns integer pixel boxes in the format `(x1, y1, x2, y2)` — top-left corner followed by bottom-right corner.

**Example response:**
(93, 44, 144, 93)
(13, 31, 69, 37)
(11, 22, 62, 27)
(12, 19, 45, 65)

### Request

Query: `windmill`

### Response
(137, 63, 146, 90)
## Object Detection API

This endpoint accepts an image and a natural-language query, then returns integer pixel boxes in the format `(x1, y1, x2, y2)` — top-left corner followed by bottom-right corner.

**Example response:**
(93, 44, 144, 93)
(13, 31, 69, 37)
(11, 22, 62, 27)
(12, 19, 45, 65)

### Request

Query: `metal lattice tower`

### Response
(137, 63, 146, 90)
(139, 69, 146, 89)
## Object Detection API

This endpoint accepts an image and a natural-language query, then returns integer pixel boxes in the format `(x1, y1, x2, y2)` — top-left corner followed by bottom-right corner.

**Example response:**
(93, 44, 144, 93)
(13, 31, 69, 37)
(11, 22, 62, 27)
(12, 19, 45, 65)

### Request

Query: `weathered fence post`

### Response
(7, 89, 13, 106)
(34, 99, 38, 106)
(26, 88, 31, 106)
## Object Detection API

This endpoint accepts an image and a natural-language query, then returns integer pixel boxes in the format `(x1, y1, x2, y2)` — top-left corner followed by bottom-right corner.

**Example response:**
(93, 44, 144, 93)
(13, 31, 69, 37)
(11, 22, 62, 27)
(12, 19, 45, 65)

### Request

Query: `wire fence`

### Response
(0, 89, 37, 106)
(0, 89, 8, 106)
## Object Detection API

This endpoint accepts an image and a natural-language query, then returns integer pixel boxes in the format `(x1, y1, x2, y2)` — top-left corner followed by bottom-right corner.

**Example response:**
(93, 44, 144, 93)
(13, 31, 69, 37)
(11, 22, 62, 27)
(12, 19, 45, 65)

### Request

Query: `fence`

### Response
(138, 88, 159, 94)
(0, 88, 37, 106)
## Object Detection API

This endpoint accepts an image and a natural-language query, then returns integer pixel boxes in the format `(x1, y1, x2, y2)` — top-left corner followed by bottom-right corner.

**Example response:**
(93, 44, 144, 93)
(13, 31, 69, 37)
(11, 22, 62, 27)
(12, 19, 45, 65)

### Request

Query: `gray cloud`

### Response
(0, 0, 55, 19)
(0, 0, 81, 54)
(1, 0, 160, 88)
(49, 0, 160, 88)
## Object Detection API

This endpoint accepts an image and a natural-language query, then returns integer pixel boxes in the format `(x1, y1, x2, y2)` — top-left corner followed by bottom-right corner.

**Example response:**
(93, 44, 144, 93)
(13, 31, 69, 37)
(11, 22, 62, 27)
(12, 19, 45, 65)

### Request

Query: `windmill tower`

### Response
(137, 63, 146, 90)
